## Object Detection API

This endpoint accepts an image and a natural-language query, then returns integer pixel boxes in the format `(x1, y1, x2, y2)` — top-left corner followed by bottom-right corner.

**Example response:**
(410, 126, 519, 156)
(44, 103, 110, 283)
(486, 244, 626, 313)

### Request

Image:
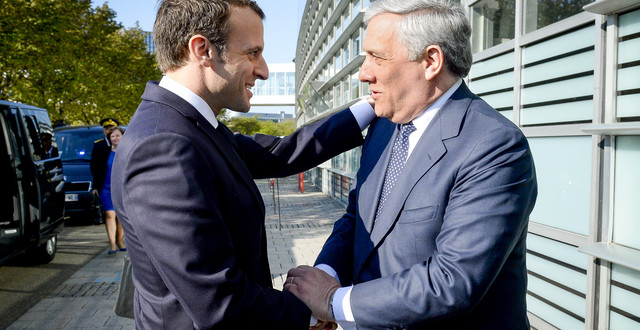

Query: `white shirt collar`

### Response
(411, 78, 462, 132)
(407, 78, 462, 156)
(158, 76, 219, 129)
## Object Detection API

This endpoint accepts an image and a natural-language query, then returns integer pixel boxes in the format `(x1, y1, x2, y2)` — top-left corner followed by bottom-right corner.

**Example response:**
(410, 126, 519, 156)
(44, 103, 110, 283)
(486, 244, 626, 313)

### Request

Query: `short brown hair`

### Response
(106, 126, 125, 144)
(153, 0, 265, 73)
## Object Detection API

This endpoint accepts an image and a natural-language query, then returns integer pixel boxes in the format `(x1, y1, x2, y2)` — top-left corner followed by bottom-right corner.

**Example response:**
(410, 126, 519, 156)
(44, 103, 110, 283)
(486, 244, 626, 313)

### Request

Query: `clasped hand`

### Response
(284, 265, 340, 329)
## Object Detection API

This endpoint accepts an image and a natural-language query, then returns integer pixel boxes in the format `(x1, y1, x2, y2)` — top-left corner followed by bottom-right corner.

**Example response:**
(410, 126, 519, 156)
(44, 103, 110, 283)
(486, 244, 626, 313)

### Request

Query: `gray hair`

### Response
(364, 0, 472, 78)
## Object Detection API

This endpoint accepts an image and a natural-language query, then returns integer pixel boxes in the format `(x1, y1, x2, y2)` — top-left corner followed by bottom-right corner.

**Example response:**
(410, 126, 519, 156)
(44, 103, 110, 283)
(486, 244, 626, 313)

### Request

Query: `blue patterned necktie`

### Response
(375, 122, 416, 222)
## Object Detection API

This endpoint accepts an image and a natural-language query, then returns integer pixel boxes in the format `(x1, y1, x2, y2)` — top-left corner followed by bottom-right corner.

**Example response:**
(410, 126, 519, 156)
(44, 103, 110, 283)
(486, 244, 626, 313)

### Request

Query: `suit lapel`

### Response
(358, 119, 396, 233)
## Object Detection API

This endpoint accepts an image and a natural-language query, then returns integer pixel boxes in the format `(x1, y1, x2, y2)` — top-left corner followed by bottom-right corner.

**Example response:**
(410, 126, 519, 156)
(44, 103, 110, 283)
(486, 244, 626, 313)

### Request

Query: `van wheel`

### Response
(33, 236, 57, 264)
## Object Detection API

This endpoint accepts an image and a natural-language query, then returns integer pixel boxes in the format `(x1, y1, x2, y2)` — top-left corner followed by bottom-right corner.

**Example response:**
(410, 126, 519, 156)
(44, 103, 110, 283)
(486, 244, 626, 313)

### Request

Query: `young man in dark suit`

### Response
(110, 1, 374, 329)
(285, 1, 538, 329)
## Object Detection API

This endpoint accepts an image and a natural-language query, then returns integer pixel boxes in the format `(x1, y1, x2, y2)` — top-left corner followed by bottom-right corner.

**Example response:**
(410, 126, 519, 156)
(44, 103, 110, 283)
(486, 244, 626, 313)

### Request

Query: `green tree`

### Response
(226, 115, 296, 136)
(227, 116, 262, 135)
(257, 119, 296, 136)
(0, 0, 161, 125)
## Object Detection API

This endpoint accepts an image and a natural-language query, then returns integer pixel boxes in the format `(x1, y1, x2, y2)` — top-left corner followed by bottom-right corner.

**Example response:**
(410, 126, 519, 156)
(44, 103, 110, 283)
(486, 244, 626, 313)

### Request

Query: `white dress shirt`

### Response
(318, 78, 462, 330)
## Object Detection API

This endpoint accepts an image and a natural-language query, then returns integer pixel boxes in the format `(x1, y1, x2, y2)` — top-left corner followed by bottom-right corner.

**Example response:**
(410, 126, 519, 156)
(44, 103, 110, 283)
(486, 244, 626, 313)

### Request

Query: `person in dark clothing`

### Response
(90, 117, 119, 225)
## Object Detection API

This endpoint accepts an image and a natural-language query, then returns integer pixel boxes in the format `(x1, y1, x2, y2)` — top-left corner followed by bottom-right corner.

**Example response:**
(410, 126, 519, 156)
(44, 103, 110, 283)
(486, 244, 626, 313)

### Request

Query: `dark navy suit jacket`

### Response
(111, 81, 365, 329)
(316, 82, 538, 329)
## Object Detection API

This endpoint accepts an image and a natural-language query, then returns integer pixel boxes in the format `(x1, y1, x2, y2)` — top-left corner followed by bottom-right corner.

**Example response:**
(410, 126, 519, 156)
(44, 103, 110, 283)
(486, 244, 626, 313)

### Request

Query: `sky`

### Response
(91, 0, 307, 63)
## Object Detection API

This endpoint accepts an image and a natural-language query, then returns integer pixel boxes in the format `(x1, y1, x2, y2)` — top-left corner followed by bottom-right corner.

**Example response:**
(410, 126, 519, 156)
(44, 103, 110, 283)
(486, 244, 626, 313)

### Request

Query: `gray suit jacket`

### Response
(112, 81, 365, 329)
(316, 82, 537, 329)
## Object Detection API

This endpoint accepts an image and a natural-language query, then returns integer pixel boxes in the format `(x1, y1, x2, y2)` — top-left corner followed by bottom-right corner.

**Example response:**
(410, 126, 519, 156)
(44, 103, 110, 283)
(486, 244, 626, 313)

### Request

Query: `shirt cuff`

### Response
(314, 265, 356, 328)
(333, 286, 357, 330)
(315, 263, 339, 282)
(349, 98, 375, 130)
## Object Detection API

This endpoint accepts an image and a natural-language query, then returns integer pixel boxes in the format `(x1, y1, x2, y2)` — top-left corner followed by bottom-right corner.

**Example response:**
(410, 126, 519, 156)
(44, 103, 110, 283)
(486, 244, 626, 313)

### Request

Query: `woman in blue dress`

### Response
(100, 126, 126, 255)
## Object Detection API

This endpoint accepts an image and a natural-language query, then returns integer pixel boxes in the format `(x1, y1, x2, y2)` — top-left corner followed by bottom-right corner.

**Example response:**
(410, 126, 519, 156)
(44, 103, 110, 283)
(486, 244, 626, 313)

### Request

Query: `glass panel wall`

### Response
(471, 0, 515, 53)
(527, 233, 588, 329)
(468, 51, 515, 122)
(617, 9, 640, 119)
(612, 136, 640, 250)
(520, 26, 595, 125)
(610, 265, 640, 329)
(528, 136, 591, 235)
(524, 0, 594, 33)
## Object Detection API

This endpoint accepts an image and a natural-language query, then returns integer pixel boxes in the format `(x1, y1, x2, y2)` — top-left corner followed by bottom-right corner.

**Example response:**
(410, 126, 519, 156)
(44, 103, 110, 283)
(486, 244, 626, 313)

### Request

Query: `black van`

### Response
(0, 100, 65, 265)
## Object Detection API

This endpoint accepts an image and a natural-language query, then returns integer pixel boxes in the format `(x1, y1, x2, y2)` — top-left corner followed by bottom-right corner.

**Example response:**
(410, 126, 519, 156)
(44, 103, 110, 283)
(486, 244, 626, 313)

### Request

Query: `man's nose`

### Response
(255, 56, 269, 80)
(358, 59, 373, 83)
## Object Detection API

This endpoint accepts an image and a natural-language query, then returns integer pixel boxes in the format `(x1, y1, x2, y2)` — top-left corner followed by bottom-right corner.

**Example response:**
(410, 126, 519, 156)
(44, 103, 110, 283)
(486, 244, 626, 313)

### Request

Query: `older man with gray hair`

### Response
(285, 0, 537, 329)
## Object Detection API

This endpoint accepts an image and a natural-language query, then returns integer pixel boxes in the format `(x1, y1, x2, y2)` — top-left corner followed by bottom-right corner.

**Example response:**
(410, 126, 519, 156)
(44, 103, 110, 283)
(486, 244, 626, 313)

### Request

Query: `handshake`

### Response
(284, 265, 341, 330)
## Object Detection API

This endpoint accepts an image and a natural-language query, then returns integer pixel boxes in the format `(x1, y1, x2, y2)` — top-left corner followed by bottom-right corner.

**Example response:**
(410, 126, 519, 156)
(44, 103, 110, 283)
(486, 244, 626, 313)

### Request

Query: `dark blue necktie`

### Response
(375, 122, 416, 222)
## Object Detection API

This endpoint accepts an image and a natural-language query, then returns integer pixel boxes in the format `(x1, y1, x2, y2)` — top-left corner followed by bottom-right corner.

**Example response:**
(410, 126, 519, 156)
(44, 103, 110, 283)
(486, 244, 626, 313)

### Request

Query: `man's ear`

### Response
(423, 45, 445, 81)
(188, 35, 215, 67)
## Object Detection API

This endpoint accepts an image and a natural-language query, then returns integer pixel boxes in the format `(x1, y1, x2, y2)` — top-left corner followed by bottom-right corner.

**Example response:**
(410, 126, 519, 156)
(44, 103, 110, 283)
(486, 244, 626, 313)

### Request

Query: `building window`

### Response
(275, 72, 285, 96)
(471, 0, 515, 53)
(524, 0, 593, 34)
(351, 30, 361, 59)
(342, 76, 350, 104)
(286, 72, 296, 95)
(612, 136, 640, 250)
(344, 10, 351, 30)
(324, 65, 330, 82)
(330, 28, 336, 47)
(343, 44, 350, 68)
(351, 69, 360, 100)
(255, 79, 265, 96)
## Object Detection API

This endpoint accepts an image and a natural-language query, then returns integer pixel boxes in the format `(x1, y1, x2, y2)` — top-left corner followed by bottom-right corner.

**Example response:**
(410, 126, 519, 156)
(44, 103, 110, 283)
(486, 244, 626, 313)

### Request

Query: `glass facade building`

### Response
(294, 0, 640, 329)
(247, 63, 296, 117)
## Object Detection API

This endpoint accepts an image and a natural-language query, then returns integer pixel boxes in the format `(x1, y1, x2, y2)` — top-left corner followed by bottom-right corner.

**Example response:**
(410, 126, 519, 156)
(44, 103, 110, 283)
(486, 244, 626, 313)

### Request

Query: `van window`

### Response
(4, 108, 25, 173)
(23, 115, 46, 161)
(56, 129, 103, 161)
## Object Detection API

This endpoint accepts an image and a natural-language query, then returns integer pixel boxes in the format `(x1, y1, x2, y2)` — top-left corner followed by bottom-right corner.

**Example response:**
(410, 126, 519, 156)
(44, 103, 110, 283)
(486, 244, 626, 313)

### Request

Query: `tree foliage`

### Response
(226, 114, 296, 136)
(0, 0, 162, 125)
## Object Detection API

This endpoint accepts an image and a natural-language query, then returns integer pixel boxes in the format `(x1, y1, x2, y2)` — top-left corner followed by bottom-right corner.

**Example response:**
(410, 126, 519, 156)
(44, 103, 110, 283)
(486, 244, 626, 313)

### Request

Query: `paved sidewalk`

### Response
(8, 176, 346, 329)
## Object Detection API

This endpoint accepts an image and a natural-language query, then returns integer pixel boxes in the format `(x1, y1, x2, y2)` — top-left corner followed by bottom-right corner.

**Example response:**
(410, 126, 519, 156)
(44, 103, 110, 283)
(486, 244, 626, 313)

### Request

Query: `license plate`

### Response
(65, 194, 78, 202)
